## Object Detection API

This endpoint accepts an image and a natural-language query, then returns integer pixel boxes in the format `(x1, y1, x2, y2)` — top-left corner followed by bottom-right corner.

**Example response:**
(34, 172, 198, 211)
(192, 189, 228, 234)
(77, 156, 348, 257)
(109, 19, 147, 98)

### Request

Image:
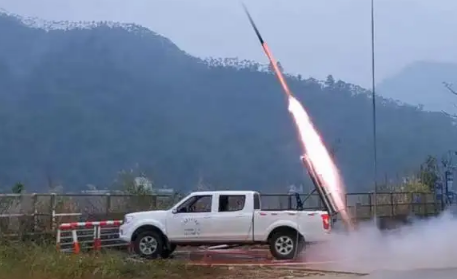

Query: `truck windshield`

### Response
(175, 195, 212, 213)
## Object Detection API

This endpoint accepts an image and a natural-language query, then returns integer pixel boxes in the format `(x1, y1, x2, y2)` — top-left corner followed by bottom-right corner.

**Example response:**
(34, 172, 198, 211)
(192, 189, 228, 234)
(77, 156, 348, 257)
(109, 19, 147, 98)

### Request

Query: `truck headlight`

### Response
(124, 215, 134, 224)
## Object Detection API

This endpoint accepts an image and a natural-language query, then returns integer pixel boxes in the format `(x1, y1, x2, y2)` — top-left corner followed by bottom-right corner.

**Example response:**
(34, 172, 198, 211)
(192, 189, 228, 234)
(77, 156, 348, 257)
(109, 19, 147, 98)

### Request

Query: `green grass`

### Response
(0, 242, 227, 279)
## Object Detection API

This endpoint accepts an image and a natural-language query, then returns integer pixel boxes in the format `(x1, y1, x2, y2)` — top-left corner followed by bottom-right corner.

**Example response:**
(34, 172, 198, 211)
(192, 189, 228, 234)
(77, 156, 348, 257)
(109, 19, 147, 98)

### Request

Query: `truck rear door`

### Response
(209, 193, 253, 242)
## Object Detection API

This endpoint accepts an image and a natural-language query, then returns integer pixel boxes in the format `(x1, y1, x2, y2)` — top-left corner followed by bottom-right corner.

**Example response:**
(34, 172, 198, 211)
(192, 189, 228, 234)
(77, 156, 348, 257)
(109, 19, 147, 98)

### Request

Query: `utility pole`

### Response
(370, 0, 378, 220)
(444, 150, 457, 207)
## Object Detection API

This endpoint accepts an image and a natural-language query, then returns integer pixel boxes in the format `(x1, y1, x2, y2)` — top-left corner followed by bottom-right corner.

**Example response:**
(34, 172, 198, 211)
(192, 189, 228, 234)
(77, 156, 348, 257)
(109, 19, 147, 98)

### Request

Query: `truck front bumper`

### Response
(119, 223, 133, 242)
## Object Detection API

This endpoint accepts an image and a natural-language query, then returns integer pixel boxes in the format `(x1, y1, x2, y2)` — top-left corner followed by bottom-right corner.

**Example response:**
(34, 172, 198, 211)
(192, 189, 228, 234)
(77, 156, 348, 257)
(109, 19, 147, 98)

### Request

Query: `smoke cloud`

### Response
(307, 211, 457, 273)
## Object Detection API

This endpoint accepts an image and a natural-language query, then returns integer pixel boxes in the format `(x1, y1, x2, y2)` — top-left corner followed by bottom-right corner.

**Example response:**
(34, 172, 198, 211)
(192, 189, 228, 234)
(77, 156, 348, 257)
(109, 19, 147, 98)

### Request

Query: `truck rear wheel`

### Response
(269, 230, 301, 260)
(133, 231, 164, 259)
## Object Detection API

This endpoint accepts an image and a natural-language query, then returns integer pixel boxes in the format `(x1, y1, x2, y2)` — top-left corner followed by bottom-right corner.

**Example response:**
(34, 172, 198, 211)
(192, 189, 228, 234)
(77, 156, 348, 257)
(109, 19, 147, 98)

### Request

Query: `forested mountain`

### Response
(0, 11, 456, 192)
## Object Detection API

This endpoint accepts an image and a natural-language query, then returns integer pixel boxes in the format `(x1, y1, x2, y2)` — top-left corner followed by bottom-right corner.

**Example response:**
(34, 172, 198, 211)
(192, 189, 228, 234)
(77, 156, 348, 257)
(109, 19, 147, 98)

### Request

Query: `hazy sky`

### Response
(1, 0, 457, 88)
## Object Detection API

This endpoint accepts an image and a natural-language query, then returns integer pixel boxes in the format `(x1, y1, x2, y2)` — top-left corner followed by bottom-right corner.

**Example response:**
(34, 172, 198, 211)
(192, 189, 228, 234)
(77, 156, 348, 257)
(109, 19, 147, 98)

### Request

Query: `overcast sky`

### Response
(1, 0, 457, 88)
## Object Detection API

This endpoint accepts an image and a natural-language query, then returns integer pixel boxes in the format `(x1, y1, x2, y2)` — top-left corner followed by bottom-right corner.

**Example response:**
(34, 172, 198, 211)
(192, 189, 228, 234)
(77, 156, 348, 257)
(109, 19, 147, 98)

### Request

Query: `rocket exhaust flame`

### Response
(290, 99, 353, 228)
(242, 4, 353, 229)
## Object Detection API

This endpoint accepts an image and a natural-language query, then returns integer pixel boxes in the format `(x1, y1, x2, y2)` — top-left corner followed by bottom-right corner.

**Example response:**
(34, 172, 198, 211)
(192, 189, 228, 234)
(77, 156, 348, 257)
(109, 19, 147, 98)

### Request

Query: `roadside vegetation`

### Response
(0, 242, 227, 279)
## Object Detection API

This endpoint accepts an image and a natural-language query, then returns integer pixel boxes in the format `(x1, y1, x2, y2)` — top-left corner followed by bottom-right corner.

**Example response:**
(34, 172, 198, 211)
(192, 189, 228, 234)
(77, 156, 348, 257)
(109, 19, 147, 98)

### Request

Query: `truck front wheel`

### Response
(161, 243, 176, 259)
(133, 230, 164, 259)
(269, 230, 301, 260)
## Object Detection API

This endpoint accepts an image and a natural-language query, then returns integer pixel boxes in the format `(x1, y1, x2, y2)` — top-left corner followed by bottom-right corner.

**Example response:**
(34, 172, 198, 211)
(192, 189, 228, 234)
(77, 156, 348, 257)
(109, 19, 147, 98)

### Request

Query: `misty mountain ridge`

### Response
(0, 10, 456, 192)
(378, 61, 457, 114)
(0, 8, 163, 34)
(0, 9, 377, 95)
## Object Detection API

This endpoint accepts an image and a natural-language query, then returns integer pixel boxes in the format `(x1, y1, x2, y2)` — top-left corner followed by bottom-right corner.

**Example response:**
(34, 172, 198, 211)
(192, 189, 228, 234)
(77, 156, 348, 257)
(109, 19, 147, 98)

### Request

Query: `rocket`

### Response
(242, 3, 293, 98)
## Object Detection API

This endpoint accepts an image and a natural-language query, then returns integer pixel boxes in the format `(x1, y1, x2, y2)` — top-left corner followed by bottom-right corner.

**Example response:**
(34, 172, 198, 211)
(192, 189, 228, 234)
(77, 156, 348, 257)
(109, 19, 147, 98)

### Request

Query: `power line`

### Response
(370, 0, 378, 219)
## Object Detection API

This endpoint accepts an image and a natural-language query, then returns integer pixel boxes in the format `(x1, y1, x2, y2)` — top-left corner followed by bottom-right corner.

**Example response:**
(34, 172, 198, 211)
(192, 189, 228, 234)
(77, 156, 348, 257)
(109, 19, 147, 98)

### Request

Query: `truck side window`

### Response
(218, 195, 246, 212)
(177, 195, 212, 213)
(253, 193, 260, 210)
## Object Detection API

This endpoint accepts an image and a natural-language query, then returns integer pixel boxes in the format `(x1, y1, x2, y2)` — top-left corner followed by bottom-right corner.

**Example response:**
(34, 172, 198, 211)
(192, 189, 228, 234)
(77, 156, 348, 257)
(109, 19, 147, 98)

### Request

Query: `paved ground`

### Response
(365, 268, 457, 279)
(191, 253, 457, 279)
(224, 266, 457, 279)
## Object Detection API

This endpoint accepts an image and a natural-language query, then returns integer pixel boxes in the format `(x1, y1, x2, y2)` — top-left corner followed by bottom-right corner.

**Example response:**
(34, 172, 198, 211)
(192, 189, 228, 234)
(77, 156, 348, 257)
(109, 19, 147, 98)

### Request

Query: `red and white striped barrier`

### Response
(57, 220, 123, 253)
(58, 220, 122, 230)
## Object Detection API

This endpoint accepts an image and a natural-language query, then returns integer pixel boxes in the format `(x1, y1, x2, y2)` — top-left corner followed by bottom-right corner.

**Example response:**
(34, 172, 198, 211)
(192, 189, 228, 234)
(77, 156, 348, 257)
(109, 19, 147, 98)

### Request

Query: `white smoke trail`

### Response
(307, 211, 457, 272)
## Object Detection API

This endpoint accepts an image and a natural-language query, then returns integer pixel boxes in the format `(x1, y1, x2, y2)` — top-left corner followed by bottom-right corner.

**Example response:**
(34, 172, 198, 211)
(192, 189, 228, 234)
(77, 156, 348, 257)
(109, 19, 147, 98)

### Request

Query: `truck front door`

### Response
(166, 194, 214, 243)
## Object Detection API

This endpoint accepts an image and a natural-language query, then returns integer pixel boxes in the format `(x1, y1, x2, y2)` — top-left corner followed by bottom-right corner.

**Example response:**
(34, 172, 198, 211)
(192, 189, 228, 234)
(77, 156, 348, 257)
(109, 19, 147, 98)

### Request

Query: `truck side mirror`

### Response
(172, 208, 178, 214)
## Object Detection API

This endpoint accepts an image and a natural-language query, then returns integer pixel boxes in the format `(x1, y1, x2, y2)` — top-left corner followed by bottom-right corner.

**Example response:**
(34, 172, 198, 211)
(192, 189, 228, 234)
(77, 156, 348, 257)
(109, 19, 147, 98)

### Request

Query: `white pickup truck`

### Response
(119, 190, 331, 260)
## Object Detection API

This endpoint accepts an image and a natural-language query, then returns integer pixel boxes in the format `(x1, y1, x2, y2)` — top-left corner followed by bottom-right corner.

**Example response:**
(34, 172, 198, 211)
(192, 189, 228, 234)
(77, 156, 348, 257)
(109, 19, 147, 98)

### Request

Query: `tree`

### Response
(268, 61, 284, 73)
(115, 166, 154, 195)
(418, 155, 440, 191)
(325, 75, 335, 87)
(402, 176, 430, 193)
(11, 182, 24, 194)
(442, 81, 457, 117)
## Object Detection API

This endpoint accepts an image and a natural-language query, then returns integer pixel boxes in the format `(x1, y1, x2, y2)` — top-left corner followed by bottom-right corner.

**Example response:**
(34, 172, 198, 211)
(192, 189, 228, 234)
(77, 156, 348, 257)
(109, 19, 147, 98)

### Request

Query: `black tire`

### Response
(297, 238, 306, 254)
(269, 230, 300, 260)
(133, 230, 164, 259)
(161, 243, 177, 259)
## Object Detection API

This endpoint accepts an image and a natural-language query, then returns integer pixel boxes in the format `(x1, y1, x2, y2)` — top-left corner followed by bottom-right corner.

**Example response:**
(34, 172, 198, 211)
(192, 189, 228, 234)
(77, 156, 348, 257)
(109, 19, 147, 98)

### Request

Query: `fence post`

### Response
(56, 227, 61, 251)
(422, 193, 427, 216)
(93, 225, 101, 251)
(32, 193, 38, 232)
(151, 194, 160, 210)
(390, 192, 394, 216)
(50, 193, 56, 230)
(105, 193, 111, 219)
(434, 193, 439, 215)
(368, 193, 373, 218)
(172, 193, 178, 205)
(410, 192, 414, 214)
